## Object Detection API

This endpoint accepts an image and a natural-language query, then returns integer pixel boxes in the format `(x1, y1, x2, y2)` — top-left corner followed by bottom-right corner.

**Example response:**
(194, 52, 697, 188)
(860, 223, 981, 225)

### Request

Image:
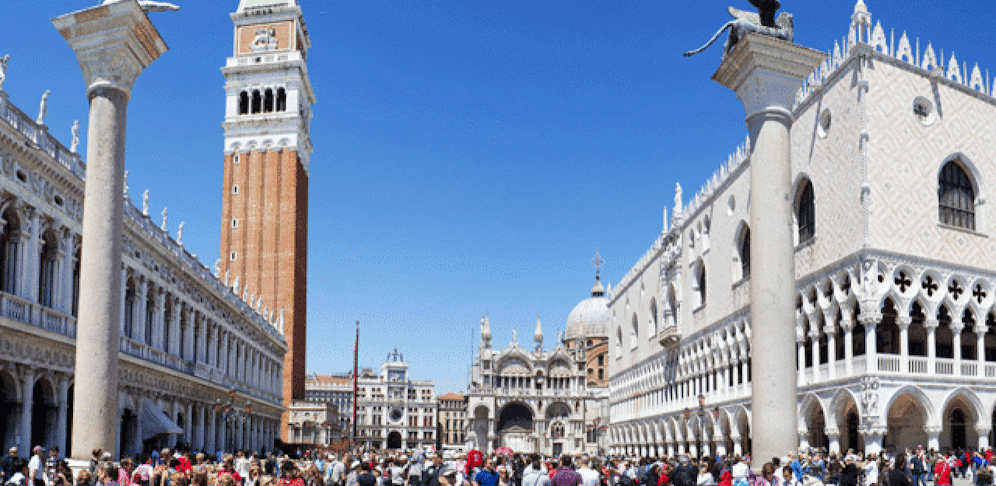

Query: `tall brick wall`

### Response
(220, 148, 308, 439)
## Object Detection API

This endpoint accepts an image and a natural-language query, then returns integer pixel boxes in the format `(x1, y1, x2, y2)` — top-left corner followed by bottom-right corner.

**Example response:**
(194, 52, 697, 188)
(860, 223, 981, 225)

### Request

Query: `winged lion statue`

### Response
(683, 1, 794, 59)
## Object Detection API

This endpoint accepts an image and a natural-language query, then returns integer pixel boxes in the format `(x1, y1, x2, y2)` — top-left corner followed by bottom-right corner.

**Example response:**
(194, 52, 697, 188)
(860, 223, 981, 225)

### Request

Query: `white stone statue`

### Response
(177, 221, 184, 245)
(102, 0, 180, 12)
(36, 90, 50, 125)
(142, 190, 149, 215)
(0, 54, 8, 92)
(512, 328, 517, 343)
(674, 183, 683, 215)
(161, 207, 167, 230)
(214, 258, 221, 276)
(123, 170, 130, 198)
(70, 120, 80, 153)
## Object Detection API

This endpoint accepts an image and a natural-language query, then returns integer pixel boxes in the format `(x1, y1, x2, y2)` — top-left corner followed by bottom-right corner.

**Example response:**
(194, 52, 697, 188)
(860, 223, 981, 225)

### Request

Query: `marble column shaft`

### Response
(712, 33, 825, 470)
(53, 0, 170, 459)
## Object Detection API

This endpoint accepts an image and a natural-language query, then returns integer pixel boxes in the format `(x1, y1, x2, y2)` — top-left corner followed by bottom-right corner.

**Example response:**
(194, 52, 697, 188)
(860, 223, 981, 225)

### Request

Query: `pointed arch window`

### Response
(738, 225, 750, 280)
(939, 160, 976, 230)
(693, 260, 707, 308)
(630, 314, 639, 349)
(797, 180, 816, 244)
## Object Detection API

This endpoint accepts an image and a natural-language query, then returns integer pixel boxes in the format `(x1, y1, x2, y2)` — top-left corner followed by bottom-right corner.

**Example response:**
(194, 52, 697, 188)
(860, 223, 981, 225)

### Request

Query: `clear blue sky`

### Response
(1, 1, 994, 394)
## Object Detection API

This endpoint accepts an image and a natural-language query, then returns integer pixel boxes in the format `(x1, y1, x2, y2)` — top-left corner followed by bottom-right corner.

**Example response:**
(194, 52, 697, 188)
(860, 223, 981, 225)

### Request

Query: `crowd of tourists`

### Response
(0, 445, 992, 486)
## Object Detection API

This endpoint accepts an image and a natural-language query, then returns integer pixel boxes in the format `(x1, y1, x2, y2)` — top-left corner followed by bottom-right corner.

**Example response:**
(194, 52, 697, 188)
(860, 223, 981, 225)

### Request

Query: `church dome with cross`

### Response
(564, 255, 610, 342)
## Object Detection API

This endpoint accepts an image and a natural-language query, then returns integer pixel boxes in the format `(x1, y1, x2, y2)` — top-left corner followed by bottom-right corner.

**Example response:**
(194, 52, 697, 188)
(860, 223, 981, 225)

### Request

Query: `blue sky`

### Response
(1, 1, 995, 393)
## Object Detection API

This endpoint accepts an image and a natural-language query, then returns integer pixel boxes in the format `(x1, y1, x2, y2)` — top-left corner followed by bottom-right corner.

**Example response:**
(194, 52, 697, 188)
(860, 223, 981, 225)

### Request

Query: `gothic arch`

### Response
(733, 220, 750, 282)
(940, 387, 985, 425)
(884, 384, 937, 427)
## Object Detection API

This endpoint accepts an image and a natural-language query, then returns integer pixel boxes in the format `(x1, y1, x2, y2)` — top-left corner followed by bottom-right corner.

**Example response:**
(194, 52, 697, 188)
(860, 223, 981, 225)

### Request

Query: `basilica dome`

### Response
(564, 275, 610, 341)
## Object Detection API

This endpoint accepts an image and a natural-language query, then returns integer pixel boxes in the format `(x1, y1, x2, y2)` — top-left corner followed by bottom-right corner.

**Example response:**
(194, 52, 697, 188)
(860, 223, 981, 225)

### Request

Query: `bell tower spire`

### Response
(219, 0, 315, 443)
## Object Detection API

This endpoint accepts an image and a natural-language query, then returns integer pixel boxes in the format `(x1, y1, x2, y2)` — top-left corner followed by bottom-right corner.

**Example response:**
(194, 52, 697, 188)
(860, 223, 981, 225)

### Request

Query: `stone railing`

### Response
(0, 291, 77, 338)
(0, 94, 86, 180)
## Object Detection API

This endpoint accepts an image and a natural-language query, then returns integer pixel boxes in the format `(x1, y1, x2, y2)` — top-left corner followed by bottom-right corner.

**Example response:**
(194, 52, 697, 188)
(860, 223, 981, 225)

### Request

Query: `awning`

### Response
(140, 398, 183, 440)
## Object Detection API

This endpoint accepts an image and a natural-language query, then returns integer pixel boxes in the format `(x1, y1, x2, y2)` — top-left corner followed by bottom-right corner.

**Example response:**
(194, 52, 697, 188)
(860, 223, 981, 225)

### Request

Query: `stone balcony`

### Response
(658, 324, 681, 348)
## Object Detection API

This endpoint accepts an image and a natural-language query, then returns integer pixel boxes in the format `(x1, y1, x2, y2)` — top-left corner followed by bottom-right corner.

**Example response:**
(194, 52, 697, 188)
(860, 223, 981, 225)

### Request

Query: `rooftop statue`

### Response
(683, 0, 794, 59)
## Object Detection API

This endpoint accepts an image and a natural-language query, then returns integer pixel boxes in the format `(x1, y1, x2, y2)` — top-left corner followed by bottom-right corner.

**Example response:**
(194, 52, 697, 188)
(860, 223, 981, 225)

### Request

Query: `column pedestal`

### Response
(52, 0, 170, 460)
(712, 33, 826, 470)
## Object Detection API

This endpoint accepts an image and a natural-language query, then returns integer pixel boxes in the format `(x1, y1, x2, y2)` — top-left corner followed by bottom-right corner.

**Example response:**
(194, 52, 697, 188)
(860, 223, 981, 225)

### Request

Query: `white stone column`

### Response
(119, 267, 128, 336)
(55, 376, 69, 455)
(810, 331, 822, 382)
(59, 230, 74, 315)
(977, 426, 991, 450)
(713, 32, 825, 469)
(826, 324, 837, 379)
(135, 278, 149, 344)
(862, 430, 884, 455)
(796, 339, 806, 385)
(861, 312, 880, 372)
(926, 319, 938, 372)
(23, 209, 40, 303)
(154, 289, 166, 350)
(842, 319, 855, 375)
(898, 316, 911, 373)
(826, 428, 840, 454)
(977, 328, 987, 378)
(20, 367, 34, 453)
(206, 407, 216, 453)
(53, 0, 170, 460)
(952, 321, 964, 363)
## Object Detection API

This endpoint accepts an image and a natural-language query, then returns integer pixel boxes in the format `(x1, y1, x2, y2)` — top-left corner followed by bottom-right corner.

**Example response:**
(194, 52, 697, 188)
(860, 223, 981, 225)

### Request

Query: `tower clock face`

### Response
(390, 409, 403, 422)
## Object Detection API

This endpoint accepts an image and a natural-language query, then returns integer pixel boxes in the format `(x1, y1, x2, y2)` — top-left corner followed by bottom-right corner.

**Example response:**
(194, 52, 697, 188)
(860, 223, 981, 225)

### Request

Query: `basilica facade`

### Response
(607, 1, 996, 457)
(467, 277, 611, 455)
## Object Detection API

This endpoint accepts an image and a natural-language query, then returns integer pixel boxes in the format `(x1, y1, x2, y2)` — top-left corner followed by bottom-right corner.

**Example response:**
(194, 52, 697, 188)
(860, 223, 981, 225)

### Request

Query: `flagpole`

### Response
(352, 320, 359, 450)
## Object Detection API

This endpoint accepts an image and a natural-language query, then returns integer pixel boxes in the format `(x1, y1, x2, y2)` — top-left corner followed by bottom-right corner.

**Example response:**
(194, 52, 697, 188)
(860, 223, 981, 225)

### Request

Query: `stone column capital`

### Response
(858, 311, 883, 327)
(924, 319, 939, 330)
(897, 316, 913, 329)
(52, 1, 170, 99)
(712, 33, 826, 121)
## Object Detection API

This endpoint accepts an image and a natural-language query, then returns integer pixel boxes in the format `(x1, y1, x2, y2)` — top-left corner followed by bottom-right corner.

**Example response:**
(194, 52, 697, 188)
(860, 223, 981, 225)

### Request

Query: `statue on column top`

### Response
(70, 120, 80, 153)
(177, 221, 184, 245)
(36, 90, 50, 126)
(682, 1, 794, 59)
(142, 190, 150, 216)
(0, 54, 8, 92)
(123, 170, 130, 199)
(161, 207, 168, 231)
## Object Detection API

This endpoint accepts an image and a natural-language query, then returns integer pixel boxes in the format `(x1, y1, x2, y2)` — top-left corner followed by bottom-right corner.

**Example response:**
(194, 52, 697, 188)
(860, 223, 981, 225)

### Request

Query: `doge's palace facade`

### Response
(608, 1, 996, 457)
(0, 72, 286, 457)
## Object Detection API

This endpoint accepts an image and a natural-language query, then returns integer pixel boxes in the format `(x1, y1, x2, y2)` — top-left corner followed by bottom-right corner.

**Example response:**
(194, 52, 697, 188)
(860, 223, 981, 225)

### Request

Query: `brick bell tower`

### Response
(220, 0, 314, 441)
